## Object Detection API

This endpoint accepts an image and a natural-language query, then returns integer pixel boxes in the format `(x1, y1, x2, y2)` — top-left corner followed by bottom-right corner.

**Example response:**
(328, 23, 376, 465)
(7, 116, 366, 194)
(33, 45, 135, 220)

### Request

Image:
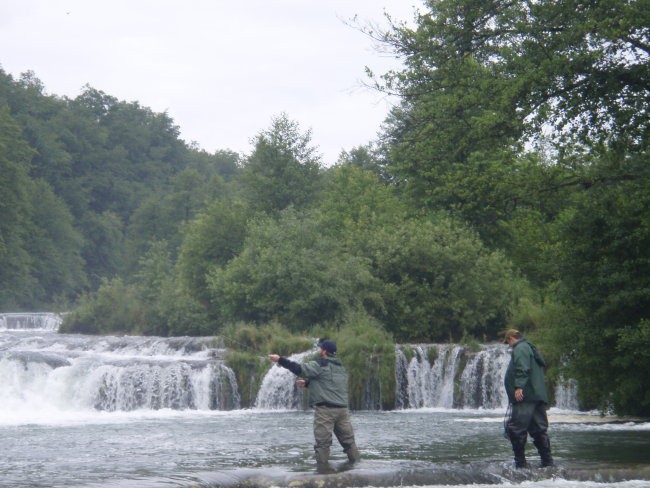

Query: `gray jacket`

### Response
(278, 355, 349, 407)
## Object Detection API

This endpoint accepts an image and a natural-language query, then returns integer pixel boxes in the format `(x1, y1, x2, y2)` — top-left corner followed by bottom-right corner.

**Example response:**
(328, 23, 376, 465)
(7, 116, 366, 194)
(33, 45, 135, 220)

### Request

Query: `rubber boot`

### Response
(509, 432, 528, 468)
(533, 433, 554, 467)
(314, 447, 331, 470)
(344, 444, 361, 464)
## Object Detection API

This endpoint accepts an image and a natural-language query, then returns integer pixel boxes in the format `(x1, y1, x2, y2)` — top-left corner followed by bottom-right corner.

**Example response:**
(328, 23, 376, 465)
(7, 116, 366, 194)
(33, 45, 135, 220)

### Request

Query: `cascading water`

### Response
(0, 329, 240, 414)
(396, 343, 534, 410)
(255, 343, 579, 411)
(554, 377, 580, 410)
(395, 345, 470, 409)
(255, 349, 316, 409)
(459, 345, 510, 409)
(0, 312, 63, 331)
(2, 314, 579, 414)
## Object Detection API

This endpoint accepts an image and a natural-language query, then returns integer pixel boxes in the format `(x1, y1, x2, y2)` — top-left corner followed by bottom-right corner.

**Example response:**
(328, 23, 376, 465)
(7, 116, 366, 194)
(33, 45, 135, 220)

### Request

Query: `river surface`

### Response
(1, 408, 649, 488)
(1, 323, 649, 487)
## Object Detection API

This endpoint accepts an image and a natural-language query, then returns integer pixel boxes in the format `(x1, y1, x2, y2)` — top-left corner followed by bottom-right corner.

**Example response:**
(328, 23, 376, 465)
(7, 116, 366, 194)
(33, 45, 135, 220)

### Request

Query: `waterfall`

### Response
(395, 348, 410, 409)
(3, 321, 579, 413)
(0, 330, 240, 413)
(458, 345, 510, 409)
(0, 312, 62, 331)
(395, 343, 564, 410)
(555, 377, 580, 410)
(395, 344, 469, 409)
(255, 349, 316, 409)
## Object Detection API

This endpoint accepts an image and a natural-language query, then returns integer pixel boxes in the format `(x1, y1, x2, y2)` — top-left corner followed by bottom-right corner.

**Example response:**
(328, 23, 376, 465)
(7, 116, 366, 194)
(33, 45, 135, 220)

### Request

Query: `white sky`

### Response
(0, 1, 420, 165)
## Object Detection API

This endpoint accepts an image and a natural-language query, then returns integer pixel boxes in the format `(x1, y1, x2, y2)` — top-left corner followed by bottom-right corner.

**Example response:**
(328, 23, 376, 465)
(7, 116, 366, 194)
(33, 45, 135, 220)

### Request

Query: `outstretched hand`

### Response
(268, 354, 280, 362)
(296, 379, 306, 388)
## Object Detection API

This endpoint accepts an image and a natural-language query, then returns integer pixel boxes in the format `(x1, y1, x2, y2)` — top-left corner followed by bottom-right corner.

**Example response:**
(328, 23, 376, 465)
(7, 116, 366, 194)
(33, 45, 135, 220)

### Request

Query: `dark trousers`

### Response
(505, 401, 553, 467)
(506, 401, 549, 437)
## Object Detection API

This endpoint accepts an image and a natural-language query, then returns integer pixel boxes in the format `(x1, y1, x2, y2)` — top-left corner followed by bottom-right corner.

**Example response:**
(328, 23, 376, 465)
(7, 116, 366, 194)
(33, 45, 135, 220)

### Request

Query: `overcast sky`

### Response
(1, 1, 420, 164)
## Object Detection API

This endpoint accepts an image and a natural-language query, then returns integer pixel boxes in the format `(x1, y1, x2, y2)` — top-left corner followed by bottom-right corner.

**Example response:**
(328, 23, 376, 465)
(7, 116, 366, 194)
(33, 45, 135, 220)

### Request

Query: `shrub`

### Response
(333, 310, 396, 410)
(61, 278, 139, 334)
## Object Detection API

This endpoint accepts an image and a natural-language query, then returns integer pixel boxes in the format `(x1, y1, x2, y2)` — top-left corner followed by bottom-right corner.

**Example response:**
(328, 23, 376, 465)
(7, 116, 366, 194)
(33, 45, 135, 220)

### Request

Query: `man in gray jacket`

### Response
(268, 339, 361, 468)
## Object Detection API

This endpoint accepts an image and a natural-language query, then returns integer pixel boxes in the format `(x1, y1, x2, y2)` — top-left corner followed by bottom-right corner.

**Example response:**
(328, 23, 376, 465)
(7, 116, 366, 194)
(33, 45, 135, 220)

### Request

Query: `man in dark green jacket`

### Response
(503, 329, 554, 468)
(268, 339, 361, 468)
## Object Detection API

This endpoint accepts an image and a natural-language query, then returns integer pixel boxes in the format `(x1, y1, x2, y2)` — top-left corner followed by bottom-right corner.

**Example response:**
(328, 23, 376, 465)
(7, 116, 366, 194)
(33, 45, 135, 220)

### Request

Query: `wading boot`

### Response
(314, 447, 331, 471)
(344, 444, 361, 464)
(533, 433, 554, 467)
(509, 432, 529, 468)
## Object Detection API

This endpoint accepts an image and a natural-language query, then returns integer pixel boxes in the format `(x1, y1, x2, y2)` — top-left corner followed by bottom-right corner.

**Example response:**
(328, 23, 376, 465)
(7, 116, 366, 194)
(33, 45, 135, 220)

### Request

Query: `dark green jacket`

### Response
(504, 339, 549, 404)
(278, 356, 349, 407)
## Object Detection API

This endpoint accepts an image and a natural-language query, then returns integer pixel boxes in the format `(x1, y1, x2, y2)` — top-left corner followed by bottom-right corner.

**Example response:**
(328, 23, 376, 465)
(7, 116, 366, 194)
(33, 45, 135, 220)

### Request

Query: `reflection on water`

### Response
(0, 409, 648, 487)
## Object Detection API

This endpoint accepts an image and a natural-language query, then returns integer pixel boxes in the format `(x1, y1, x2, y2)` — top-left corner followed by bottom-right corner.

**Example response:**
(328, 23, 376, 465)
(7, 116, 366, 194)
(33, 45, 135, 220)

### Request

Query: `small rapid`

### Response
(0, 315, 581, 415)
(0, 312, 63, 331)
(0, 329, 240, 415)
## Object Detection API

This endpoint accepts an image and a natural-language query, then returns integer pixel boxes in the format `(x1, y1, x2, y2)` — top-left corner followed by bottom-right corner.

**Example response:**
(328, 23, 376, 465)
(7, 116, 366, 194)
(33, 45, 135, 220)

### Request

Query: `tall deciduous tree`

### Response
(206, 209, 383, 331)
(25, 178, 86, 306)
(241, 113, 322, 214)
(0, 106, 36, 308)
(371, 0, 649, 413)
(176, 199, 249, 313)
(372, 0, 526, 236)
(553, 165, 650, 415)
(372, 0, 649, 236)
(366, 215, 524, 342)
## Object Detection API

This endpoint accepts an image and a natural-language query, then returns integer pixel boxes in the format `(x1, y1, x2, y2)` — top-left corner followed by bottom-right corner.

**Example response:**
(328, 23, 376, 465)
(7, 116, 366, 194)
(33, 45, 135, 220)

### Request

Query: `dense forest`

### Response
(1, 0, 648, 416)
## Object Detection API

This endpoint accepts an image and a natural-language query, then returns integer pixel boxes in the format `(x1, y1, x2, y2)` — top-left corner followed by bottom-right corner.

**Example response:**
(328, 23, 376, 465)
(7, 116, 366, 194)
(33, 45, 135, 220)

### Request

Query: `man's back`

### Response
(301, 356, 349, 407)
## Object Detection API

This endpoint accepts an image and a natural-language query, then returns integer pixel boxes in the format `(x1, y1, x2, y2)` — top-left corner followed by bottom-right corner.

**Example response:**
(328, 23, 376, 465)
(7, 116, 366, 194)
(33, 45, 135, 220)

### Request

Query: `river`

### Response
(1, 315, 649, 488)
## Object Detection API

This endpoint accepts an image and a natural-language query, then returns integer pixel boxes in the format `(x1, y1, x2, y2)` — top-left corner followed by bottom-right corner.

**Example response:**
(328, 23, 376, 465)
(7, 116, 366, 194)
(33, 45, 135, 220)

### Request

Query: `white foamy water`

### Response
(0, 312, 62, 331)
(395, 344, 512, 409)
(255, 349, 317, 409)
(0, 330, 240, 415)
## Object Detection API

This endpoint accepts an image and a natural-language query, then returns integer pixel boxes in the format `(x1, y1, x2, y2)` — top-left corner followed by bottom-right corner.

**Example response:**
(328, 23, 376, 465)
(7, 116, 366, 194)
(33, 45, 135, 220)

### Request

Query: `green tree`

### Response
(370, 0, 525, 236)
(319, 164, 408, 241)
(176, 199, 249, 311)
(241, 113, 322, 214)
(80, 211, 124, 287)
(131, 240, 211, 336)
(60, 277, 139, 334)
(367, 215, 524, 342)
(504, 0, 650, 150)
(371, 0, 649, 238)
(124, 167, 232, 269)
(0, 106, 36, 308)
(186, 148, 241, 181)
(25, 178, 86, 306)
(62, 86, 188, 221)
(368, 0, 650, 415)
(206, 209, 383, 331)
(553, 169, 650, 415)
(318, 165, 523, 341)
(336, 144, 388, 181)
